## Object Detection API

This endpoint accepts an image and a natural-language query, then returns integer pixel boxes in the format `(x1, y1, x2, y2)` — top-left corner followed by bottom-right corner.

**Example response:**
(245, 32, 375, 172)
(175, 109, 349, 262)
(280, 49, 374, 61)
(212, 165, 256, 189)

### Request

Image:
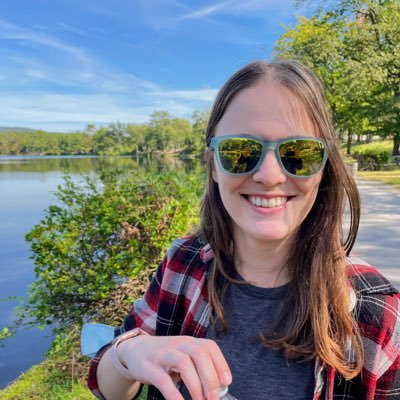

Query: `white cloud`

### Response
(58, 22, 91, 37)
(0, 19, 93, 67)
(180, 0, 293, 20)
(0, 18, 218, 131)
(0, 13, 233, 132)
(150, 88, 218, 102)
(180, 3, 227, 20)
(0, 85, 217, 131)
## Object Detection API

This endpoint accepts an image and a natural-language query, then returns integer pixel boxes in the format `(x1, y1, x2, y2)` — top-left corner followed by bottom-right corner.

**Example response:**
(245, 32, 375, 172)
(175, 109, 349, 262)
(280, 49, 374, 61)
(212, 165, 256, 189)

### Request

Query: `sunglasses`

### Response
(210, 135, 328, 178)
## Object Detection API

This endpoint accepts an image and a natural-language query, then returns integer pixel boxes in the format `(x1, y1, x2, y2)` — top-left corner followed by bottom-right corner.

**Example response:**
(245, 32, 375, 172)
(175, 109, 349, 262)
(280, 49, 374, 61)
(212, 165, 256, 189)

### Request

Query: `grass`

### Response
(357, 169, 400, 189)
(0, 359, 93, 400)
(0, 355, 148, 400)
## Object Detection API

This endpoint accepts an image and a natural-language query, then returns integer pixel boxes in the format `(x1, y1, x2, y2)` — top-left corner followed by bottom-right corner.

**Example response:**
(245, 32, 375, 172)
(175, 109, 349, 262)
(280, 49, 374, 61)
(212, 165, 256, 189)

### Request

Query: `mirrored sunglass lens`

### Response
(218, 138, 262, 174)
(279, 139, 325, 176)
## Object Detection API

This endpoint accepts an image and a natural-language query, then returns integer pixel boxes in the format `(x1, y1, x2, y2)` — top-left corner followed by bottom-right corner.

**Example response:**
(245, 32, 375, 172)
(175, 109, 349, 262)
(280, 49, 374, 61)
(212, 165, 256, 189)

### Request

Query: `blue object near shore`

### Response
(81, 323, 115, 358)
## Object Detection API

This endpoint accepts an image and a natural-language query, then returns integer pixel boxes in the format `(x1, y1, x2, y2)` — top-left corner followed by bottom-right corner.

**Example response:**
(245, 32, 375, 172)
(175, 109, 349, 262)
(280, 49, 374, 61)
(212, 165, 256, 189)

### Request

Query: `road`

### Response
(352, 178, 400, 289)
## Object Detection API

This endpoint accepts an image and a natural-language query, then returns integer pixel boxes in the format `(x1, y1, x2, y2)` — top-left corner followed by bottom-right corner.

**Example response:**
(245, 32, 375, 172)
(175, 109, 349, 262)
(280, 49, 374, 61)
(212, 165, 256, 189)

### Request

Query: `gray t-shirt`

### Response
(180, 278, 314, 399)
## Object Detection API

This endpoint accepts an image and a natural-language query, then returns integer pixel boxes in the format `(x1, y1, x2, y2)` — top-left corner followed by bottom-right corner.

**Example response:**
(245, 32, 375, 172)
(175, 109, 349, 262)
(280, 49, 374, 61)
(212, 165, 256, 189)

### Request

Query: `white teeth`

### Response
(248, 196, 287, 208)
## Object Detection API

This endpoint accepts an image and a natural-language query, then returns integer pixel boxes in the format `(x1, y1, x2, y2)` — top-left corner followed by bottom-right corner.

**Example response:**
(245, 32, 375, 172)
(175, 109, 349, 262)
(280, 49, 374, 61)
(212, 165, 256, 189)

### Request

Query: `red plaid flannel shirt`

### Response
(88, 235, 400, 400)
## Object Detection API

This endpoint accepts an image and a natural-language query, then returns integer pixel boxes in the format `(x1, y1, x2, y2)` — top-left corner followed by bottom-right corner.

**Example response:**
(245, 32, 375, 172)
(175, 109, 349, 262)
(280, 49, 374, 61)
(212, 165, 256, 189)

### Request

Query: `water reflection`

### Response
(0, 155, 204, 176)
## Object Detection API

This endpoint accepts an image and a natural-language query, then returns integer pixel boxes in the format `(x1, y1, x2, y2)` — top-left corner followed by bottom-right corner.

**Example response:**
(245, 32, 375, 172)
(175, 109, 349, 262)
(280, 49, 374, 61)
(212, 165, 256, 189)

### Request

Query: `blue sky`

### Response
(0, 0, 309, 132)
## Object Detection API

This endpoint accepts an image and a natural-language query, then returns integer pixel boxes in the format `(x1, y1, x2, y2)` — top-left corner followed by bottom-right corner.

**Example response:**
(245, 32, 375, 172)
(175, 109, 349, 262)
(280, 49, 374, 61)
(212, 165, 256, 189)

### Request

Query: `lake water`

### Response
(0, 155, 199, 388)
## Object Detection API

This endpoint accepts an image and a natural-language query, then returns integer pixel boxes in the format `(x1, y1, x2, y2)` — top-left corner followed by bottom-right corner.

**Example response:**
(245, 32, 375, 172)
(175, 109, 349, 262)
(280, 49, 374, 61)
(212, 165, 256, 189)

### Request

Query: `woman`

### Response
(88, 60, 400, 400)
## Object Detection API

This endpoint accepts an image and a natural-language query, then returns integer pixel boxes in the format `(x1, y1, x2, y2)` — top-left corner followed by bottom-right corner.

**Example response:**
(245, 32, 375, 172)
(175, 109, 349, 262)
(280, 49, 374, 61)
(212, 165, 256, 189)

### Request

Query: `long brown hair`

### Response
(199, 59, 363, 378)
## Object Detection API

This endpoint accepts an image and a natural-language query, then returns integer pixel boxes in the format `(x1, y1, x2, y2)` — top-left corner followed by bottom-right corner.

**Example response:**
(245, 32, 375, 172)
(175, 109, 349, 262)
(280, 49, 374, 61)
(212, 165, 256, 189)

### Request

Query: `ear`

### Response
(212, 167, 218, 183)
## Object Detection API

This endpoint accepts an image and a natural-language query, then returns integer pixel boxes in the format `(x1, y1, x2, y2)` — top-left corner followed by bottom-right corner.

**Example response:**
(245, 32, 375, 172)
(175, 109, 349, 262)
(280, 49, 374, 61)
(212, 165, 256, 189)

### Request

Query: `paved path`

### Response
(352, 178, 400, 289)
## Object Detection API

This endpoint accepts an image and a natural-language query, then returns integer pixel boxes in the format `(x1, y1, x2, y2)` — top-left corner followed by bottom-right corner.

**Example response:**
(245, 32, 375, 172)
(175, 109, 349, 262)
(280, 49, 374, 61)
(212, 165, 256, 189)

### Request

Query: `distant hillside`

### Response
(0, 127, 39, 133)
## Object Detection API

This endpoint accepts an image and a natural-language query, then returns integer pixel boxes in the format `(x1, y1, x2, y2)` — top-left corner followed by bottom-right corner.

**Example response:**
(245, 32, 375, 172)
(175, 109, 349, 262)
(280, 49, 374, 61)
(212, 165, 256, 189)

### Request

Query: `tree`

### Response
(189, 110, 209, 154)
(21, 171, 203, 333)
(126, 124, 148, 154)
(285, 0, 400, 155)
(145, 111, 179, 152)
(275, 13, 376, 154)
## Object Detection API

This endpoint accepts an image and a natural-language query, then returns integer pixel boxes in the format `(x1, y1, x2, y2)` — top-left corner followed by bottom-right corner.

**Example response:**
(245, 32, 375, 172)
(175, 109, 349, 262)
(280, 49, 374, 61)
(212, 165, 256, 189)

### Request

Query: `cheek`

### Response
(293, 177, 321, 213)
(306, 186, 321, 215)
(295, 174, 322, 195)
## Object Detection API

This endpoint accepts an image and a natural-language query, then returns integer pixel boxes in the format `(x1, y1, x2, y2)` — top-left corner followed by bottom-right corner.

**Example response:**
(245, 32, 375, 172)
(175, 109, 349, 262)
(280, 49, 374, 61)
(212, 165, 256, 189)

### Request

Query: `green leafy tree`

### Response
(171, 117, 193, 152)
(145, 111, 181, 152)
(126, 124, 149, 154)
(288, 0, 400, 155)
(188, 110, 209, 154)
(20, 170, 203, 334)
(275, 13, 376, 154)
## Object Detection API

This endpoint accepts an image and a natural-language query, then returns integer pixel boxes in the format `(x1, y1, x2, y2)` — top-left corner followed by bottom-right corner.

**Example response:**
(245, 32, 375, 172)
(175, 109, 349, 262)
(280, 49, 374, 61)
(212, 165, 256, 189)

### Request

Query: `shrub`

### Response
(352, 141, 391, 170)
(20, 170, 203, 335)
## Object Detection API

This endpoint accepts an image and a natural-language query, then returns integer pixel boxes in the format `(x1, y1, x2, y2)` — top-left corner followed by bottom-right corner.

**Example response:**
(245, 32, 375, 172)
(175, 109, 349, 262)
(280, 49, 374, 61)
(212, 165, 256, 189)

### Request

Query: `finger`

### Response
(189, 348, 221, 400)
(174, 360, 206, 400)
(162, 351, 205, 400)
(203, 340, 232, 385)
(151, 366, 185, 400)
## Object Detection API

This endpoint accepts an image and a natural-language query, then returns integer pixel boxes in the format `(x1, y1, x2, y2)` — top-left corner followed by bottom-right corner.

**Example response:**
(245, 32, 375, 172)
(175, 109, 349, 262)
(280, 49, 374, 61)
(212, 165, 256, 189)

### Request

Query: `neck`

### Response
(234, 235, 292, 288)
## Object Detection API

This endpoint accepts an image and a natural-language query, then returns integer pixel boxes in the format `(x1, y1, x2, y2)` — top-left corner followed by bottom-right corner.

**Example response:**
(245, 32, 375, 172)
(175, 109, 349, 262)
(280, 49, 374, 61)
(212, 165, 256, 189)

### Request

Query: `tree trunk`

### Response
(347, 129, 352, 155)
(393, 134, 400, 156)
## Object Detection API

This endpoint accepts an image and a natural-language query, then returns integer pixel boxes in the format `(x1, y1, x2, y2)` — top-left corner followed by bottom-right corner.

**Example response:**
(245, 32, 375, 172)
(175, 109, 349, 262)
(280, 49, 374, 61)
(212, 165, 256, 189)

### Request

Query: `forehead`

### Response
(215, 81, 317, 139)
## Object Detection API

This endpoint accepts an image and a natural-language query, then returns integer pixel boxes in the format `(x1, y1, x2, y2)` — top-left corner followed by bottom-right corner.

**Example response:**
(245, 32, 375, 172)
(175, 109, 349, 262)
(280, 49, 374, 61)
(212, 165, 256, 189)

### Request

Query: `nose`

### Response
(252, 149, 287, 186)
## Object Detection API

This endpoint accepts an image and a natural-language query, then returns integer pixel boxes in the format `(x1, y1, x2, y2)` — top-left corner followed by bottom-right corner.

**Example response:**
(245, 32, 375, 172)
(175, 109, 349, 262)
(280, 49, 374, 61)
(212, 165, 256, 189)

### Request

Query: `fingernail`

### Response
(222, 371, 232, 385)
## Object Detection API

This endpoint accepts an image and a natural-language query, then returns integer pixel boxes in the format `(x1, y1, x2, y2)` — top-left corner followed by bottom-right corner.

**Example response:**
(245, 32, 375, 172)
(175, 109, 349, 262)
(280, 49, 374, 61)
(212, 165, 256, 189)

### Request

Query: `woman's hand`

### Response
(117, 335, 232, 400)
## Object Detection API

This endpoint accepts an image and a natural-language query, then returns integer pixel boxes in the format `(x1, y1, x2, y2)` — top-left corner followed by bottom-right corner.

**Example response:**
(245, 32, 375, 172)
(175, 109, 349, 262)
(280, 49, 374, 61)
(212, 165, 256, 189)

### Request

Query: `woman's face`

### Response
(212, 81, 323, 246)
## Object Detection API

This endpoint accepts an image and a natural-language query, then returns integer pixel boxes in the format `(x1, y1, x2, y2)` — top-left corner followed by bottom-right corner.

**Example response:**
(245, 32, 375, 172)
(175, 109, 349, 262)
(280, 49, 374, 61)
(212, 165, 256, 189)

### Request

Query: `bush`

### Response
(18, 170, 203, 335)
(352, 141, 391, 170)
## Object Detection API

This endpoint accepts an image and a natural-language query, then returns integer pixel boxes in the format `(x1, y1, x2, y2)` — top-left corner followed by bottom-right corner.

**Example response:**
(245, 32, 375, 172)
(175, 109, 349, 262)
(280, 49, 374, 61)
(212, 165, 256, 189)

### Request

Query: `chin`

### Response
(249, 231, 292, 243)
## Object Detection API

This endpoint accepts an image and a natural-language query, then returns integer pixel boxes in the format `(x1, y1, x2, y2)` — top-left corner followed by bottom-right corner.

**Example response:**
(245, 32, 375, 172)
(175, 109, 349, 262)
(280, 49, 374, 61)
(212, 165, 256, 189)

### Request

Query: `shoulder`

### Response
(345, 256, 398, 296)
(160, 234, 214, 281)
(165, 235, 212, 263)
(346, 257, 399, 374)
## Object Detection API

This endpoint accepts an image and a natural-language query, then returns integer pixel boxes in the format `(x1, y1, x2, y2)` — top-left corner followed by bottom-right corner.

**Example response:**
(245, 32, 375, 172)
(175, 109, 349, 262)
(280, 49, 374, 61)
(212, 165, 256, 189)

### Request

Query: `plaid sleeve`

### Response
(87, 343, 112, 400)
(375, 354, 400, 399)
(373, 292, 400, 399)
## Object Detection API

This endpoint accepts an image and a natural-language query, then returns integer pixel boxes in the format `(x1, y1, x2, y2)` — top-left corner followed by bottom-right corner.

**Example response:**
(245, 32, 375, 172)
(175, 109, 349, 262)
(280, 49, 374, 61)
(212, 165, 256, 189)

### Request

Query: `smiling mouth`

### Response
(245, 195, 291, 208)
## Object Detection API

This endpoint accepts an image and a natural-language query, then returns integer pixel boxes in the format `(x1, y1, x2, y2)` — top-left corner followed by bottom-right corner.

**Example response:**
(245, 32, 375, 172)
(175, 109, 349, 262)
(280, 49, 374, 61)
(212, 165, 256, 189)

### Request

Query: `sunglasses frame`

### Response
(209, 135, 328, 179)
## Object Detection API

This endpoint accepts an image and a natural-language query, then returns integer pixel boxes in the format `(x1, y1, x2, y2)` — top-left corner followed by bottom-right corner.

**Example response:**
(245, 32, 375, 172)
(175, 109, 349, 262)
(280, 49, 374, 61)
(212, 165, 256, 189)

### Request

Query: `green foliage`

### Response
(352, 141, 391, 169)
(22, 170, 203, 334)
(275, 1, 400, 155)
(144, 111, 193, 152)
(0, 130, 92, 155)
(0, 327, 11, 340)
(0, 108, 210, 156)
